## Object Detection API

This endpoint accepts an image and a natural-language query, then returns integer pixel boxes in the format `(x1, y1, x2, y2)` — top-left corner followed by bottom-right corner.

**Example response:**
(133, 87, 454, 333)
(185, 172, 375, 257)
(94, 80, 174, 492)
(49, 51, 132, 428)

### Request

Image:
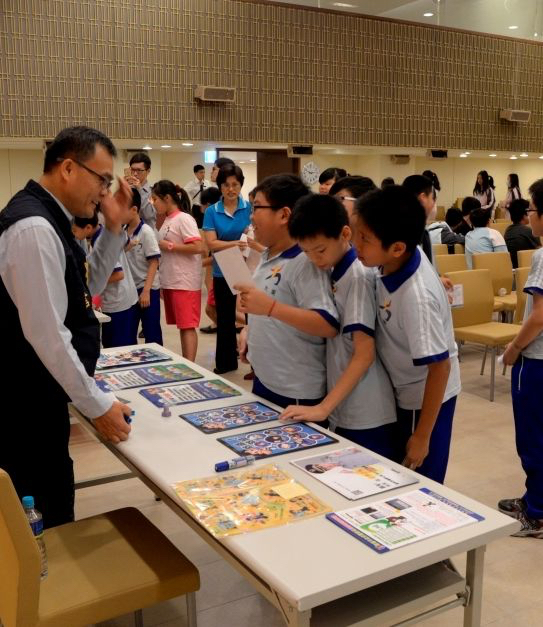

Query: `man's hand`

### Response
(92, 401, 132, 443)
(139, 289, 151, 308)
(280, 404, 328, 423)
(502, 341, 521, 366)
(402, 433, 430, 470)
(101, 177, 134, 233)
(238, 326, 249, 363)
(235, 285, 274, 315)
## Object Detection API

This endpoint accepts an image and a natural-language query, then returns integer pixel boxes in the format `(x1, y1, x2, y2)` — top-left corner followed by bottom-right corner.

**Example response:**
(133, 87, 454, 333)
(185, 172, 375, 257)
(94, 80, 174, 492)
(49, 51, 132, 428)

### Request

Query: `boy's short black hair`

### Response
(381, 177, 395, 188)
(509, 198, 529, 224)
(461, 196, 481, 216)
(200, 186, 221, 206)
(529, 178, 543, 216)
(445, 207, 463, 228)
(403, 174, 433, 197)
(74, 211, 99, 229)
(193, 164, 205, 173)
(129, 152, 151, 169)
(214, 156, 235, 168)
(131, 187, 141, 212)
(318, 167, 347, 185)
(354, 185, 425, 252)
(289, 194, 348, 240)
(470, 208, 492, 228)
(253, 174, 310, 210)
(216, 164, 244, 189)
(329, 175, 376, 199)
(43, 126, 116, 173)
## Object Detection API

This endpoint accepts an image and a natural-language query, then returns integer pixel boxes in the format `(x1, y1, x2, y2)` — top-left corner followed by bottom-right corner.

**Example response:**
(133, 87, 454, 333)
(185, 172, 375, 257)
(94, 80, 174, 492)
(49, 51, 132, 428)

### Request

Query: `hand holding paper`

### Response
(214, 247, 255, 295)
(236, 285, 275, 315)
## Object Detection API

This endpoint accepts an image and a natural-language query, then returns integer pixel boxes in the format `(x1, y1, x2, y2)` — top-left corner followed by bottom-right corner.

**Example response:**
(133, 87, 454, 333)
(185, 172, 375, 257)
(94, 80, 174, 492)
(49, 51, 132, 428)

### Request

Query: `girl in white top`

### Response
(502, 173, 522, 220)
(473, 170, 496, 219)
(153, 180, 203, 361)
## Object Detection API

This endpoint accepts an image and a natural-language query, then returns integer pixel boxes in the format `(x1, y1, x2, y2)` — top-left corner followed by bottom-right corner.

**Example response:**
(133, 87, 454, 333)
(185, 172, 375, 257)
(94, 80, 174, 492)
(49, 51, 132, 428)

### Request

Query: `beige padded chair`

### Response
(517, 249, 536, 268)
(513, 266, 531, 324)
(453, 243, 464, 254)
(445, 269, 520, 401)
(435, 254, 467, 274)
(472, 251, 516, 317)
(491, 221, 512, 236)
(435, 205, 446, 221)
(432, 243, 447, 256)
(0, 469, 200, 627)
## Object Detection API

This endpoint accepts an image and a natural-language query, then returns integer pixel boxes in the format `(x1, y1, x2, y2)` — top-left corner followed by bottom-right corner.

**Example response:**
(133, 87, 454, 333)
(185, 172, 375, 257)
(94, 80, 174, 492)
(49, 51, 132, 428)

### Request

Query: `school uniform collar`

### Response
(132, 219, 144, 238)
(91, 224, 103, 247)
(380, 247, 421, 293)
(331, 246, 357, 283)
(265, 243, 302, 262)
(215, 197, 247, 216)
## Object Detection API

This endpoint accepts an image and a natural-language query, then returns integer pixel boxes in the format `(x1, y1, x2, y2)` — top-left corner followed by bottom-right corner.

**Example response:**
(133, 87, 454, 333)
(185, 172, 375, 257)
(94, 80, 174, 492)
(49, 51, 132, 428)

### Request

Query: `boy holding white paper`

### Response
(236, 175, 339, 408)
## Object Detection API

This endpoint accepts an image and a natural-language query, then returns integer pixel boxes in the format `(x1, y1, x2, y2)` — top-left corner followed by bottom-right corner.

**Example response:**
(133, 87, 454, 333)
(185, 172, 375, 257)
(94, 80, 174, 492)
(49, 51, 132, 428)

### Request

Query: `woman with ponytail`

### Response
(473, 170, 496, 219)
(153, 179, 203, 361)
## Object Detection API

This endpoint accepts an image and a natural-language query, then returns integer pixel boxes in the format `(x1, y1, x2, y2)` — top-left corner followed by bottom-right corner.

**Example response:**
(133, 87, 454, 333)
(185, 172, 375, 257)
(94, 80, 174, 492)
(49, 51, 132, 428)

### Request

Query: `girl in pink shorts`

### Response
(153, 180, 203, 361)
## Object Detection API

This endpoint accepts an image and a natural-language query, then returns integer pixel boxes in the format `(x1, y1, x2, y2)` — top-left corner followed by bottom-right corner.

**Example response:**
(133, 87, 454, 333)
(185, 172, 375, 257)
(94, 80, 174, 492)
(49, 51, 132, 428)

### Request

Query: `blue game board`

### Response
(181, 402, 280, 434)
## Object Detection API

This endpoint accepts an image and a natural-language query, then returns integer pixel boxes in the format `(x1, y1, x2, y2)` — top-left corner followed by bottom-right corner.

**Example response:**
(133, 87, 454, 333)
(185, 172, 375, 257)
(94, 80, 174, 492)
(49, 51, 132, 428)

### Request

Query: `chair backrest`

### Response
(432, 243, 447, 256)
(435, 205, 446, 221)
(445, 269, 495, 327)
(514, 266, 531, 324)
(0, 469, 41, 627)
(453, 197, 465, 209)
(453, 243, 464, 254)
(492, 221, 512, 236)
(517, 249, 535, 268)
(472, 251, 513, 295)
(435, 254, 467, 274)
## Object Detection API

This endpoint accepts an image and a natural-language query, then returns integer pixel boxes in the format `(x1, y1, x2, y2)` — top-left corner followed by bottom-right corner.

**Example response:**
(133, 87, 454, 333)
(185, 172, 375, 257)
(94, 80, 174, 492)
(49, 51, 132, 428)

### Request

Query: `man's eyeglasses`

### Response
(59, 158, 113, 190)
(252, 204, 282, 210)
(526, 209, 538, 214)
(130, 167, 148, 174)
(336, 195, 357, 203)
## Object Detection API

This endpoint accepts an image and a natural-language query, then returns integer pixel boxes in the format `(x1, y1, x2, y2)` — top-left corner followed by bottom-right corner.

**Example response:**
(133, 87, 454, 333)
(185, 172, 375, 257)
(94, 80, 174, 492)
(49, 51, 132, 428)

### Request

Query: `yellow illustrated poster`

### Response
(173, 465, 330, 537)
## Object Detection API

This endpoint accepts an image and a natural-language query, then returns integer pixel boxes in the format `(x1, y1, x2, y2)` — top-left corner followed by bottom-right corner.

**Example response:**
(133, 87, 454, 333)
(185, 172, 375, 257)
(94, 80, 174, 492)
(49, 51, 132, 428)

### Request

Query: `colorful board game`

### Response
(95, 363, 202, 392)
(139, 379, 242, 408)
(180, 401, 280, 434)
(96, 347, 170, 370)
(217, 423, 337, 459)
(173, 464, 330, 537)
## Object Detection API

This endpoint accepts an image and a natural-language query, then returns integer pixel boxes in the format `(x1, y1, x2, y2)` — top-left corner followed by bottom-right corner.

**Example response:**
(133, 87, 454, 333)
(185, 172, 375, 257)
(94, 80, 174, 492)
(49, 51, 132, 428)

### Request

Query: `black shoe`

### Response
(213, 366, 238, 375)
(498, 497, 526, 519)
(200, 325, 217, 334)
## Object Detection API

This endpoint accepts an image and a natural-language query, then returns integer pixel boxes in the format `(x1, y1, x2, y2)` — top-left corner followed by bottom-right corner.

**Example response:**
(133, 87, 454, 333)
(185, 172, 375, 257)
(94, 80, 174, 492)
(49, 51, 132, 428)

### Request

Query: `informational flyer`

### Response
(173, 464, 330, 537)
(95, 363, 203, 392)
(327, 488, 484, 554)
(95, 347, 170, 370)
(292, 447, 418, 500)
(139, 379, 242, 407)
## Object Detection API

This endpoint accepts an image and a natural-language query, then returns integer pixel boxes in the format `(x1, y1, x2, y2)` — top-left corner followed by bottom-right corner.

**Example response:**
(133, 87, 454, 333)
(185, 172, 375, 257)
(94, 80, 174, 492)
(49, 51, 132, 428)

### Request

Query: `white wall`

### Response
(0, 149, 44, 208)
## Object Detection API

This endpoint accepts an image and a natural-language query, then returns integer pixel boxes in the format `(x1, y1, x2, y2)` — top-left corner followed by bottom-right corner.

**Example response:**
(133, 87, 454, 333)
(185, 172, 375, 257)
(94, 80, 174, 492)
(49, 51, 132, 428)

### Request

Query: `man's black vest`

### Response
(0, 180, 100, 402)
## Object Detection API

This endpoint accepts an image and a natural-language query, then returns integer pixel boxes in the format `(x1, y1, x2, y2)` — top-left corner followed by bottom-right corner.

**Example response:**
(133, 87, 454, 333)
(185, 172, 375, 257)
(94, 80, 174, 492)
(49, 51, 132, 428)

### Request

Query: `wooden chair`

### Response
(472, 252, 516, 318)
(435, 254, 467, 274)
(517, 249, 536, 268)
(453, 243, 464, 254)
(435, 205, 446, 221)
(432, 243, 448, 256)
(491, 221, 512, 236)
(0, 469, 200, 627)
(445, 269, 520, 401)
(513, 266, 531, 324)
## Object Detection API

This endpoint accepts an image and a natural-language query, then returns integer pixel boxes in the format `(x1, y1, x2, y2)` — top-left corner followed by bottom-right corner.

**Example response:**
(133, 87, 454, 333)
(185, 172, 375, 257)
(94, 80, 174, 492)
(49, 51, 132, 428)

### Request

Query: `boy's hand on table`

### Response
(235, 284, 273, 315)
(238, 327, 250, 363)
(280, 404, 328, 423)
(93, 401, 132, 443)
(403, 433, 430, 470)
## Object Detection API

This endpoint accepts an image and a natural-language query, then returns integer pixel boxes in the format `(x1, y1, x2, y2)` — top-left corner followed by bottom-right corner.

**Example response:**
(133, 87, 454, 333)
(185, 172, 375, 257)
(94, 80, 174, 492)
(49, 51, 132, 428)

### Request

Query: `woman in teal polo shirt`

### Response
(203, 164, 252, 373)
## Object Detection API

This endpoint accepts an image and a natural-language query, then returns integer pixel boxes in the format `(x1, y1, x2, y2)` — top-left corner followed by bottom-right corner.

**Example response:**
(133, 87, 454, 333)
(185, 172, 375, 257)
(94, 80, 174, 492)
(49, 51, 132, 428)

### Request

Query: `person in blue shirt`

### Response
(203, 164, 252, 374)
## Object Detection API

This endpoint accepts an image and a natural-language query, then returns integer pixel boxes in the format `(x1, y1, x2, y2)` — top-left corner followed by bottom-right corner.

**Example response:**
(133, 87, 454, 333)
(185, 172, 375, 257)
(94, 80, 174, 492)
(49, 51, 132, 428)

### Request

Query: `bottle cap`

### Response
(214, 461, 229, 472)
(22, 496, 34, 508)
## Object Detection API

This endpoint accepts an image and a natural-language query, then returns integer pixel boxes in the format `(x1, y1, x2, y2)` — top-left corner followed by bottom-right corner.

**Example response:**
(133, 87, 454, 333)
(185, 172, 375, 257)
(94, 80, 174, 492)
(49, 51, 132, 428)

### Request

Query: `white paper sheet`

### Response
(214, 247, 255, 295)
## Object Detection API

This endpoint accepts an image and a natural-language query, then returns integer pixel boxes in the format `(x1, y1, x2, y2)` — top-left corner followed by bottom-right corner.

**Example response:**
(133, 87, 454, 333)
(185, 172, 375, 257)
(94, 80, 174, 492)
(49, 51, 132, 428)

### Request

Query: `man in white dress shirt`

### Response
(185, 164, 211, 228)
(0, 126, 133, 528)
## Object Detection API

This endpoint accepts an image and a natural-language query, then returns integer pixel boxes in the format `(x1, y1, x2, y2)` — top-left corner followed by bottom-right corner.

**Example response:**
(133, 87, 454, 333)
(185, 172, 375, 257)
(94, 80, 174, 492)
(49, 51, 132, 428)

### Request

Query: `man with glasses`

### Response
(0, 126, 133, 528)
(127, 152, 155, 230)
(329, 175, 377, 219)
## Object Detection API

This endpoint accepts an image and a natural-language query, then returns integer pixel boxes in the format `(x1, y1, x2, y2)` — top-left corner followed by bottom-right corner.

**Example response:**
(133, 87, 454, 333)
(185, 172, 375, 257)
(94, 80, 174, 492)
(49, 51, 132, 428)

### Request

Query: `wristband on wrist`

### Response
(167, 241, 174, 251)
(267, 300, 277, 317)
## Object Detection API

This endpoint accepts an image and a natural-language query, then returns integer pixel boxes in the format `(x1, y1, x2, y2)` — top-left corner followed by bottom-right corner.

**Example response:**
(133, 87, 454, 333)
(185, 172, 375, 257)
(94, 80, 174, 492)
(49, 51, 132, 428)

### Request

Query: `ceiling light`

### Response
(239, 161, 245, 164)
(459, 153, 468, 158)
(509, 25, 519, 30)
(510, 155, 518, 160)
(332, 2, 356, 7)
(535, 33, 538, 37)
(161, 144, 171, 149)
(520, 152, 529, 157)
(423, 12, 434, 17)
(538, 155, 543, 160)
(464, 151, 471, 155)
(250, 159, 256, 162)
(182, 142, 194, 147)
(489, 153, 497, 157)
(142, 145, 152, 150)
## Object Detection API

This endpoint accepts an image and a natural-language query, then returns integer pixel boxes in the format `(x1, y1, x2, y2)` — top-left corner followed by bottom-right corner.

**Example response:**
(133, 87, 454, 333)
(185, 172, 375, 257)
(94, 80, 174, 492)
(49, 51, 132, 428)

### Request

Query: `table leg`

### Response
(464, 545, 485, 627)
(275, 592, 311, 627)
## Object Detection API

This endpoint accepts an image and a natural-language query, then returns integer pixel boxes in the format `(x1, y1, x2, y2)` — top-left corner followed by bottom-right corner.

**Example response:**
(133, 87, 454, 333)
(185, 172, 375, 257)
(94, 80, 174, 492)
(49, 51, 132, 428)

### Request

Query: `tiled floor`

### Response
(72, 310, 543, 626)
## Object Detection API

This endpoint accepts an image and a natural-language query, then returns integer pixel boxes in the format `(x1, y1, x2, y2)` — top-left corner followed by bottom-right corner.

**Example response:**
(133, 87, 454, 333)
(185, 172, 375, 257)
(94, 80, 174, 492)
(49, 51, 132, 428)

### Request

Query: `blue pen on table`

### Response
(215, 455, 256, 473)
(124, 410, 135, 425)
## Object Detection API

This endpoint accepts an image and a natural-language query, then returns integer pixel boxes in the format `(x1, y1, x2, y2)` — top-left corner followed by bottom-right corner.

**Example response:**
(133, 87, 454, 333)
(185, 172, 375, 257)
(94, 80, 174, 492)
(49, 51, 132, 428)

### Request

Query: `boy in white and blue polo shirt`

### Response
(236, 175, 339, 408)
(500, 178, 543, 538)
(464, 207, 507, 269)
(353, 185, 461, 483)
(281, 194, 397, 459)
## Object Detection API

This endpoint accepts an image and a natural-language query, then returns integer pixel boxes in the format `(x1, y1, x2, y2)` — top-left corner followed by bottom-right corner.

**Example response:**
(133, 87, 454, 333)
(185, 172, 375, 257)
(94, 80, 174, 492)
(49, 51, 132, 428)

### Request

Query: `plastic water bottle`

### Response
(22, 496, 48, 580)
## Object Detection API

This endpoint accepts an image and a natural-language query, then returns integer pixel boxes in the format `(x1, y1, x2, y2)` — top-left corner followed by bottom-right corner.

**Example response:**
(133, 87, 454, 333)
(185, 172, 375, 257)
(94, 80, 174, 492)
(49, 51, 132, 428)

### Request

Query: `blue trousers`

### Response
(395, 396, 457, 484)
(334, 423, 398, 461)
(512, 357, 543, 519)
(101, 303, 139, 348)
(136, 287, 163, 345)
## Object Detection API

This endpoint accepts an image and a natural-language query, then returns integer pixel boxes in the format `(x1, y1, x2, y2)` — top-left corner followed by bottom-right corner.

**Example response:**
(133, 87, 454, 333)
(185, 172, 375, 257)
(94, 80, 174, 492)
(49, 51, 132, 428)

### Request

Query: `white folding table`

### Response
(71, 343, 519, 626)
